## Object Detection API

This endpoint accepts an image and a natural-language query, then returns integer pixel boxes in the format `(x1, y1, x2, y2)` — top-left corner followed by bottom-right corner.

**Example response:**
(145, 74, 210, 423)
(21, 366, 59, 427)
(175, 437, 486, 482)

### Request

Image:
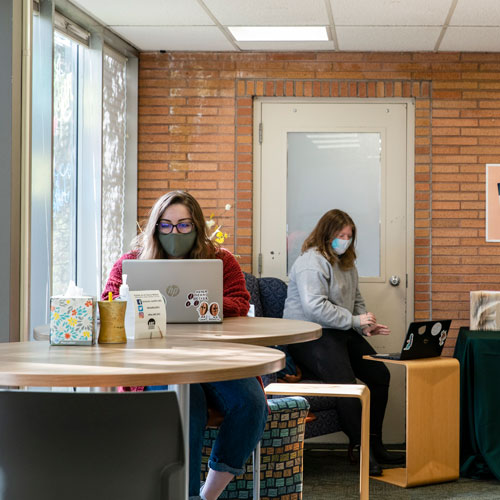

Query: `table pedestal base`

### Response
(171, 384, 189, 500)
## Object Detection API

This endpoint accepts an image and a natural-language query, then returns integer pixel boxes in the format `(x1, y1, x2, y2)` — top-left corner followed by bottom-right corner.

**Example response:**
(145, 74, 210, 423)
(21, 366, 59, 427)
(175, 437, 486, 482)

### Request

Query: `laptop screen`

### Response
(399, 319, 451, 360)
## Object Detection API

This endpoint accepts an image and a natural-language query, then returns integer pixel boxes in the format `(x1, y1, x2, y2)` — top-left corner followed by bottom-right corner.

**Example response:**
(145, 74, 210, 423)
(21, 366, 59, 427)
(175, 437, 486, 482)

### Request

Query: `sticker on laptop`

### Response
(431, 322, 443, 336)
(183, 290, 220, 322)
(403, 333, 414, 351)
(197, 301, 209, 321)
(196, 301, 220, 322)
(208, 302, 220, 321)
(439, 330, 448, 346)
(185, 290, 208, 308)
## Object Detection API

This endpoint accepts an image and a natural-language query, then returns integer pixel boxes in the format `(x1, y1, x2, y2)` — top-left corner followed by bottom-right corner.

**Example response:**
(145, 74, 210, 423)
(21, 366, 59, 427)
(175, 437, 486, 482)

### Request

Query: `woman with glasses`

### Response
(103, 191, 268, 500)
(283, 209, 404, 476)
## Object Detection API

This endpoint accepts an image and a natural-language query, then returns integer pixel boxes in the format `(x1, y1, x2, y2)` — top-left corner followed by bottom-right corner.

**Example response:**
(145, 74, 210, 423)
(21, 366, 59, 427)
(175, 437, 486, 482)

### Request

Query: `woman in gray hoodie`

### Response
(283, 209, 403, 475)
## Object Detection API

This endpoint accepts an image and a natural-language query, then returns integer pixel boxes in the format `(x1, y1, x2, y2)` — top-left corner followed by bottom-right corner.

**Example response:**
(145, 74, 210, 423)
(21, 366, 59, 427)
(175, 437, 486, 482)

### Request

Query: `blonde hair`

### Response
(301, 209, 357, 270)
(132, 191, 218, 260)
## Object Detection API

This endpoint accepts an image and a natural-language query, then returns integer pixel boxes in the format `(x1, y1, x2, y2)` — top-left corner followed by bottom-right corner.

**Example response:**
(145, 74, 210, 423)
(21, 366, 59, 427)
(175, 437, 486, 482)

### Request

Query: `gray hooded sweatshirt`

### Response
(283, 248, 366, 333)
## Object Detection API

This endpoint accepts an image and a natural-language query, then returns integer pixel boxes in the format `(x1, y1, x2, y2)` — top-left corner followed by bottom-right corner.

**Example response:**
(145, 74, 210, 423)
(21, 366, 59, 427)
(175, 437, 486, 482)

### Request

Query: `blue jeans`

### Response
(146, 377, 268, 497)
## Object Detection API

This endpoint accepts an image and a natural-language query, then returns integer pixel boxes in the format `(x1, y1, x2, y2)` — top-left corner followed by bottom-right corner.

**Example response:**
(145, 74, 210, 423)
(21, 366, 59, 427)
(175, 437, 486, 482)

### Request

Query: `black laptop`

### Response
(371, 320, 452, 361)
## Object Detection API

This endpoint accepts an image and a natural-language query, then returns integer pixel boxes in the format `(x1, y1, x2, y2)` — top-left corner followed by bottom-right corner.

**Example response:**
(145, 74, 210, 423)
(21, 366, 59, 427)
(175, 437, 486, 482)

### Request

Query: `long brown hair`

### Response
(132, 191, 218, 260)
(301, 209, 357, 270)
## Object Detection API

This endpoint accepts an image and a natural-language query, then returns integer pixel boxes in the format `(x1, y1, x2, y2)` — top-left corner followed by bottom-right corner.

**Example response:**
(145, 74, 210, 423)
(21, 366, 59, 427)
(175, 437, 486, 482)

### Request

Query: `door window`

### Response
(287, 132, 382, 277)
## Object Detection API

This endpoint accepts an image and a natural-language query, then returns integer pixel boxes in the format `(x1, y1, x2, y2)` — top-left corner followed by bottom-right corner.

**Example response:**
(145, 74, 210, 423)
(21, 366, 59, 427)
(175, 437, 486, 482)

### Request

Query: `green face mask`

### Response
(158, 230, 197, 258)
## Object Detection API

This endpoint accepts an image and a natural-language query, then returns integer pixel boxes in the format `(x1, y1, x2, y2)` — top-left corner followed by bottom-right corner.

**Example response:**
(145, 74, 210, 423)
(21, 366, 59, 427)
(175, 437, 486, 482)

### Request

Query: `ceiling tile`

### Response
(330, 0, 453, 26)
(66, 0, 500, 52)
(203, 0, 329, 25)
(71, 0, 214, 26)
(440, 26, 500, 51)
(111, 26, 235, 51)
(450, 0, 500, 26)
(336, 26, 442, 51)
(235, 41, 336, 51)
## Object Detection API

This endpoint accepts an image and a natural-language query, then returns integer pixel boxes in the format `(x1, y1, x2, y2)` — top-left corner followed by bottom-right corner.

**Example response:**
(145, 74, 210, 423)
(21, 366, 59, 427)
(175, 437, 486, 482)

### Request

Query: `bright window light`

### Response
(229, 26, 328, 42)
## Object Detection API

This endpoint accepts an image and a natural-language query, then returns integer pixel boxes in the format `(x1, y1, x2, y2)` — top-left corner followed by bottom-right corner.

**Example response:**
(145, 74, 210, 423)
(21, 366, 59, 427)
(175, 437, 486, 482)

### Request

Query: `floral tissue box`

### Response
(50, 297, 96, 345)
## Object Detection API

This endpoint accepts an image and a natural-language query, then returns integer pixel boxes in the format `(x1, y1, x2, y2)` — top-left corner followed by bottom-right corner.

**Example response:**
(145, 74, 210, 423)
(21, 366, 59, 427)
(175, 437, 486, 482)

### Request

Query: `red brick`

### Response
(137, 51, 500, 323)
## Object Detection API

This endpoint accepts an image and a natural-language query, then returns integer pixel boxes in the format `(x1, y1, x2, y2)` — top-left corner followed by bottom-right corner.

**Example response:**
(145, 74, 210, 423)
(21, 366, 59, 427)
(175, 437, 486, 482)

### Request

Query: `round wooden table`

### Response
(0, 338, 285, 388)
(26, 317, 321, 500)
(165, 316, 322, 346)
(0, 339, 284, 500)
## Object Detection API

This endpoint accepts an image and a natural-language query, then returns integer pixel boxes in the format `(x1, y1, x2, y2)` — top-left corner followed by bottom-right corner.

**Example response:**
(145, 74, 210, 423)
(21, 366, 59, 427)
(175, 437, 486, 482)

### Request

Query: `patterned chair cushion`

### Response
(202, 396, 310, 499)
(304, 405, 342, 440)
(244, 272, 263, 317)
(259, 277, 288, 318)
(259, 277, 300, 380)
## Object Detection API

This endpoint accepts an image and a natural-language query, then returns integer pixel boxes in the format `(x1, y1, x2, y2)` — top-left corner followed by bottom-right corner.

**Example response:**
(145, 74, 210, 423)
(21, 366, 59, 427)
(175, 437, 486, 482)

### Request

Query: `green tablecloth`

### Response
(454, 327, 500, 480)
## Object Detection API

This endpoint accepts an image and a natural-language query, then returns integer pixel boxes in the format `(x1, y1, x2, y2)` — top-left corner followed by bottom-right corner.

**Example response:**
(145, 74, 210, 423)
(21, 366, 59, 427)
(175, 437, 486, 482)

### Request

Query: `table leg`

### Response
(252, 442, 261, 499)
(171, 384, 190, 500)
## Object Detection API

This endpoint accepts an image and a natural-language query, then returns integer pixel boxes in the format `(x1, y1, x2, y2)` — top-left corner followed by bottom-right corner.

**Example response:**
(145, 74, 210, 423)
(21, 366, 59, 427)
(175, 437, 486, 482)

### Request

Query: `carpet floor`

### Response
(302, 445, 500, 499)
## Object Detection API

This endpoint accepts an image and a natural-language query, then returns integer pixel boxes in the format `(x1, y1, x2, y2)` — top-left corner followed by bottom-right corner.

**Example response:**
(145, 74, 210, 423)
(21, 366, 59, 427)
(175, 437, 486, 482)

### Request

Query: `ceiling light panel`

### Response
(330, 0, 453, 26)
(235, 41, 335, 51)
(229, 26, 328, 41)
(203, 0, 329, 25)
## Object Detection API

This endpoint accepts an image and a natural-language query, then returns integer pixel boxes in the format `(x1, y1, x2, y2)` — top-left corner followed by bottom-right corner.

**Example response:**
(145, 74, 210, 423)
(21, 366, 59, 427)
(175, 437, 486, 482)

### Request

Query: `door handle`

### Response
(389, 275, 400, 286)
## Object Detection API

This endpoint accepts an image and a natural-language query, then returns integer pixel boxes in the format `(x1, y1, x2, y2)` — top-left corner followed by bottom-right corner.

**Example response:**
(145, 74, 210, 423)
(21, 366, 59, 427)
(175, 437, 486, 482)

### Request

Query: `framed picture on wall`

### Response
(486, 164, 500, 242)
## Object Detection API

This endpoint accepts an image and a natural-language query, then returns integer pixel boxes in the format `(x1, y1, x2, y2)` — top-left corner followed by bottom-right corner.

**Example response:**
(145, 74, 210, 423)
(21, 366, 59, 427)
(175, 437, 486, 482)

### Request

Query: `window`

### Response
(51, 30, 130, 297)
(52, 35, 129, 296)
(52, 31, 79, 295)
(101, 47, 128, 288)
(29, 6, 138, 339)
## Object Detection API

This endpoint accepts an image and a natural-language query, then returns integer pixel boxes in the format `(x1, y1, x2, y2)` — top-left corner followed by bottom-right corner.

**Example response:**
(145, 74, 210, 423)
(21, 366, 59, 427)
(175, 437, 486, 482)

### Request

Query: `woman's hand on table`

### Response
(363, 323, 391, 337)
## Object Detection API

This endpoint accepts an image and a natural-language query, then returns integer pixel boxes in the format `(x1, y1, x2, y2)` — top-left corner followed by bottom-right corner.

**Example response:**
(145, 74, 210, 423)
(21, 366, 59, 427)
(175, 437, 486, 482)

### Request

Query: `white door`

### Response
(254, 99, 414, 442)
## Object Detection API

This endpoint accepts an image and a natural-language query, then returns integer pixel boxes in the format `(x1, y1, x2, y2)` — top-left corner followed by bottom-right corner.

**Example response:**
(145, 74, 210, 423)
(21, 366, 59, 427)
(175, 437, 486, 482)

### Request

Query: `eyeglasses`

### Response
(156, 220, 194, 234)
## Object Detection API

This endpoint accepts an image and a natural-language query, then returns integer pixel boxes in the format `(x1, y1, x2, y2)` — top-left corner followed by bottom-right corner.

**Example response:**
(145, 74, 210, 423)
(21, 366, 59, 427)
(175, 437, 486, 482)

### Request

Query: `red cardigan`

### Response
(102, 248, 250, 317)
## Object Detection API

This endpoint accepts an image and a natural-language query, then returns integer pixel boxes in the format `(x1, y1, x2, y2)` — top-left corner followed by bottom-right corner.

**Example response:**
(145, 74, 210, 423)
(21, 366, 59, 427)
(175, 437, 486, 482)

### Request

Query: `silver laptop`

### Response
(123, 259, 223, 323)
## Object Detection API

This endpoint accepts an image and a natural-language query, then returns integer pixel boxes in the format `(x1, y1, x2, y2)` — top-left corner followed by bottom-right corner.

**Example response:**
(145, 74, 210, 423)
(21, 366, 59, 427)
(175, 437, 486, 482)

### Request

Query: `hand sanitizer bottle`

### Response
(119, 274, 134, 339)
(119, 274, 129, 302)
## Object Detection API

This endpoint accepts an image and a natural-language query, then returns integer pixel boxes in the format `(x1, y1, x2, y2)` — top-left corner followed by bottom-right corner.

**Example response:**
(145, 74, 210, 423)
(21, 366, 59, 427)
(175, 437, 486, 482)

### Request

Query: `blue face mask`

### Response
(331, 238, 352, 255)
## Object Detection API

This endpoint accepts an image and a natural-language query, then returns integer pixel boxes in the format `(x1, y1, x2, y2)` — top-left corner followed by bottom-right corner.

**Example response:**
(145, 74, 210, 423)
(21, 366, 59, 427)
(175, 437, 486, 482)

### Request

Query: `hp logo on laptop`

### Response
(165, 285, 180, 297)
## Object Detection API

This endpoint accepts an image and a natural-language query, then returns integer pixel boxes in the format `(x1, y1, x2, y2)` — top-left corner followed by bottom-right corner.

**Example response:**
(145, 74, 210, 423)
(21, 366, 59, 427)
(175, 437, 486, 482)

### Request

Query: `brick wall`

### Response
(138, 51, 500, 354)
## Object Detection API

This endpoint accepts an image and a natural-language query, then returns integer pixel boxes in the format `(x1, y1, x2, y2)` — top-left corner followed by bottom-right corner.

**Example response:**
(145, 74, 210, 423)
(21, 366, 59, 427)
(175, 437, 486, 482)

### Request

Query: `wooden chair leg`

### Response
(359, 386, 370, 500)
